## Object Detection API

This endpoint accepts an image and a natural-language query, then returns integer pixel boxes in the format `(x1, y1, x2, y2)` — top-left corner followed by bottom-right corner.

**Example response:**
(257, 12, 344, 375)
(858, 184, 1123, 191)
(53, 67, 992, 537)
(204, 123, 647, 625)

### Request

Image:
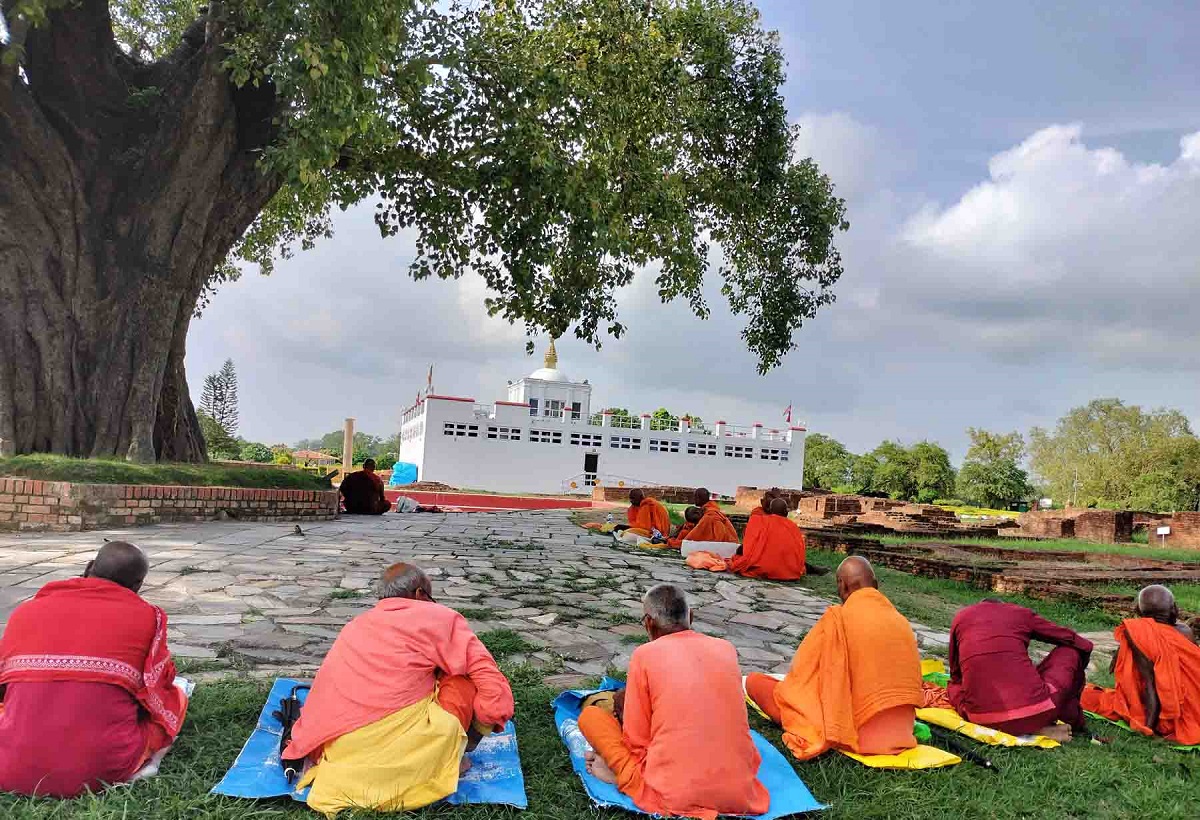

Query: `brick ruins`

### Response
(786, 493, 1002, 539)
(812, 533, 1200, 617)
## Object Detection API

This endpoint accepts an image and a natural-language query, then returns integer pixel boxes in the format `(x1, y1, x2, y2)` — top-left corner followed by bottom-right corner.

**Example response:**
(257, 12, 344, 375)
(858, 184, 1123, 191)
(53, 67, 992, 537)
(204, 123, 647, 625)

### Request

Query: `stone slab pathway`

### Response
(0, 511, 955, 679)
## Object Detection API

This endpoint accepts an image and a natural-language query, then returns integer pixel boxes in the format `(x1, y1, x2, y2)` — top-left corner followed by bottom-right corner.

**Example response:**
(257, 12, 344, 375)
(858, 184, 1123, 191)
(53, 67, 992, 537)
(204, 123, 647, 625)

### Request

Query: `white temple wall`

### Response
(409, 396, 805, 496)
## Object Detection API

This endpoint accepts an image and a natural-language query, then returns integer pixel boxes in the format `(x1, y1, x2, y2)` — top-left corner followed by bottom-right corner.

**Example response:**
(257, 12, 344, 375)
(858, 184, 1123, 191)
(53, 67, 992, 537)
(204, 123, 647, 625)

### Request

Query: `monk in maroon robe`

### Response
(948, 600, 1091, 741)
(340, 458, 392, 515)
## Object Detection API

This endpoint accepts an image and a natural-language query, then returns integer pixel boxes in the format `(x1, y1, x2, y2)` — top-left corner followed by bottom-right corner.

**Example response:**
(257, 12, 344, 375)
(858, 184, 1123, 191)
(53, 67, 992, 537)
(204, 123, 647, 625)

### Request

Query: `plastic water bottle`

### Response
(606, 513, 614, 524)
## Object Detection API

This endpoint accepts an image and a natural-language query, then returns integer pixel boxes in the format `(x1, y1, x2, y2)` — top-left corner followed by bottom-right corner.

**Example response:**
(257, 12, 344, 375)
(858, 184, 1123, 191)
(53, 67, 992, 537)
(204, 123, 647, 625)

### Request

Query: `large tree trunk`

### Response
(0, 3, 279, 461)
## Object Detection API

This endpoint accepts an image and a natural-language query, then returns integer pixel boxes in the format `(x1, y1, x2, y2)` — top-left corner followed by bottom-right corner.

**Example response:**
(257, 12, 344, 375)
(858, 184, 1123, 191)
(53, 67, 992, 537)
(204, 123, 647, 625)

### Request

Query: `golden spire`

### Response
(544, 338, 558, 369)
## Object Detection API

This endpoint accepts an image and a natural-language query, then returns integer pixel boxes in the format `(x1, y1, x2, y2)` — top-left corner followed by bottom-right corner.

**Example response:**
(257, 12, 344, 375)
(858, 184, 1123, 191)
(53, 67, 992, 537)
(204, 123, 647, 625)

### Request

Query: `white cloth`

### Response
(679, 539, 740, 559)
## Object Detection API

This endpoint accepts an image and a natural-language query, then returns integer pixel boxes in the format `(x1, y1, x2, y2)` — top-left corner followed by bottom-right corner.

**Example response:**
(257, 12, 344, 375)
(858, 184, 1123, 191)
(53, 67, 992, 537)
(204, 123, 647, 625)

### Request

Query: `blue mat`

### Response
(212, 678, 527, 809)
(553, 678, 824, 818)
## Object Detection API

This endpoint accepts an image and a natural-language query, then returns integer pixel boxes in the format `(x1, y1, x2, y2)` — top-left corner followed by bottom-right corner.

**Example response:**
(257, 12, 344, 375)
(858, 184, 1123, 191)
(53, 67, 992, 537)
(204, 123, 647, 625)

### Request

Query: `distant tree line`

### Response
(804, 398, 1200, 513)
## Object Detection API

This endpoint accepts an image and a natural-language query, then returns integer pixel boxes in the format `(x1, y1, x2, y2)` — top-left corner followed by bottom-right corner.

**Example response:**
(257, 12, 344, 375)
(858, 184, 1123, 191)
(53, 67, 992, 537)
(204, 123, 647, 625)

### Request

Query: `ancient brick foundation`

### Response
(0, 477, 338, 532)
(791, 493, 997, 538)
(1016, 509, 1133, 543)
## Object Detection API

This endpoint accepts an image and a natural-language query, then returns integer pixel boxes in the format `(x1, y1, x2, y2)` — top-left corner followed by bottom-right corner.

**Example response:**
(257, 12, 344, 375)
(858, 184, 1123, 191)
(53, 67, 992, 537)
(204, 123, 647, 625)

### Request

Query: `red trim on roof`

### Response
(495, 400, 529, 407)
(790, 426, 807, 431)
(753, 423, 764, 427)
(602, 411, 613, 415)
(426, 394, 475, 403)
(716, 420, 727, 425)
(641, 413, 652, 418)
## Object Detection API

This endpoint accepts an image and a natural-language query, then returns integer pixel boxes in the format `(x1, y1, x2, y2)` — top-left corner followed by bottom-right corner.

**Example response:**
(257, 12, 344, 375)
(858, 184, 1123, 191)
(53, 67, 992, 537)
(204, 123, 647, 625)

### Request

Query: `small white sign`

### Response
(1157, 526, 1172, 536)
(1039, 498, 1053, 509)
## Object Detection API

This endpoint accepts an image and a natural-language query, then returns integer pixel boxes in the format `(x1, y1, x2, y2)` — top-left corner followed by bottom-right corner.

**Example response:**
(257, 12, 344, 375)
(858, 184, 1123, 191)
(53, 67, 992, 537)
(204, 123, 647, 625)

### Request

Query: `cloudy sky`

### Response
(187, 0, 1200, 460)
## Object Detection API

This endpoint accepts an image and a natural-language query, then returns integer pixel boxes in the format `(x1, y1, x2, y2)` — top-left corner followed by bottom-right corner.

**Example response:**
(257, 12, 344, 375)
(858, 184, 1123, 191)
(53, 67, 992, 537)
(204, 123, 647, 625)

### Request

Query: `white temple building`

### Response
(397, 342, 806, 495)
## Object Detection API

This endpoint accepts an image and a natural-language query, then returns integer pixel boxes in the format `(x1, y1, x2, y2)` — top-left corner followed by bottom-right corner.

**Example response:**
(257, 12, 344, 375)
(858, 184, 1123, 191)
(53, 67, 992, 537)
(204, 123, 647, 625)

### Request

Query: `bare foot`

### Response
(585, 750, 618, 784)
(459, 756, 473, 775)
(1041, 723, 1072, 743)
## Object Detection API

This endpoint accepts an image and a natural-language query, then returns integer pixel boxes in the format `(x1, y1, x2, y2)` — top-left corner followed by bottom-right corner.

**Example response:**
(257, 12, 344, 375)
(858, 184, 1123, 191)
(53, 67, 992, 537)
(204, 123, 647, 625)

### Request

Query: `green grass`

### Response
(454, 607, 499, 622)
(799, 550, 1123, 633)
(327, 589, 367, 600)
(477, 628, 539, 660)
(5, 665, 1198, 819)
(877, 533, 1200, 564)
(935, 504, 1020, 519)
(0, 454, 330, 490)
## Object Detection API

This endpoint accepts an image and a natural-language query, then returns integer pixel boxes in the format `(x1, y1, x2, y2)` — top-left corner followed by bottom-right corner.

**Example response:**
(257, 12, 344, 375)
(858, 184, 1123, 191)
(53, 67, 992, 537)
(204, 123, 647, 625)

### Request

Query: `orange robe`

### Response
(666, 522, 695, 549)
(766, 587, 921, 759)
(1081, 618, 1200, 745)
(729, 515, 806, 580)
(684, 501, 739, 543)
(626, 497, 671, 537)
(578, 631, 768, 820)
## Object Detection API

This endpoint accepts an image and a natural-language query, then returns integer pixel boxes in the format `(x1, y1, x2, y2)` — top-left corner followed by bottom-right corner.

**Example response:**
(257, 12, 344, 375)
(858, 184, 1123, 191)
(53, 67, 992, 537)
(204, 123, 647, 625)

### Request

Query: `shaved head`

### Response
(761, 488, 778, 506)
(684, 506, 703, 524)
(1136, 584, 1177, 625)
(768, 497, 790, 516)
(85, 541, 149, 592)
(693, 487, 711, 507)
(377, 562, 434, 601)
(629, 488, 645, 505)
(836, 555, 877, 603)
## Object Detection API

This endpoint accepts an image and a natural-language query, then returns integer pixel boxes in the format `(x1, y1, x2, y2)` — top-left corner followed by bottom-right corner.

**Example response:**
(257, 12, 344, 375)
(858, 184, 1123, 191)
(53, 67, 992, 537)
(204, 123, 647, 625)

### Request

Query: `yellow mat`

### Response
(916, 708, 1060, 749)
(742, 676, 960, 769)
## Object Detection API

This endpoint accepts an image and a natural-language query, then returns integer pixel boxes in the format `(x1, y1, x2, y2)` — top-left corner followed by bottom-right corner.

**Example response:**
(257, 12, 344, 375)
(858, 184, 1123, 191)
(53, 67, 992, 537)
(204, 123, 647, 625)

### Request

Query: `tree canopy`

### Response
(955, 428, 1033, 509)
(1029, 399, 1200, 512)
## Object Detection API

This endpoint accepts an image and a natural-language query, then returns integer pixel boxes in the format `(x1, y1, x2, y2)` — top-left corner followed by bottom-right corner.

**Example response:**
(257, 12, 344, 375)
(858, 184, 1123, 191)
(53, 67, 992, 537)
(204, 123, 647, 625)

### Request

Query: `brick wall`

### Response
(0, 477, 338, 532)
(591, 485, 697, 504)
(733, 485, 826, 510)
(1016, 509, 1133, 543)
(1157, 512, 1200, 549)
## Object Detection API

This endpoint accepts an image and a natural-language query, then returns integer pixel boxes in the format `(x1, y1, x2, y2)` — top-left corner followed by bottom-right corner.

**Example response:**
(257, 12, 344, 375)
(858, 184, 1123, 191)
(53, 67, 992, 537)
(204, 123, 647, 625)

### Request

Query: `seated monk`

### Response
(747, 556, 922, 759)
(948, 600, 1091, 742)
(749, 488, 780, 518)
(666, 506, 703, 548)
(339, 458, 392, 515)
(0, 542, 187, 797)
(727, 498, 807, 580)
(284, 562, 514, 815)
(622, 489, 671, 541)
(681, 488, 740, 558)
(1082, 585, 1200, 746)
(580, 584, 768, 820)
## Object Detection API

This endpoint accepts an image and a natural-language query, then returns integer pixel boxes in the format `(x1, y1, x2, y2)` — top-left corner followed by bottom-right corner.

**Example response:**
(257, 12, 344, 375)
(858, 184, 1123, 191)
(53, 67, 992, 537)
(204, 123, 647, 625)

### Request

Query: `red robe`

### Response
(728, 515, 807, 580)
(0, 577, 186, 796)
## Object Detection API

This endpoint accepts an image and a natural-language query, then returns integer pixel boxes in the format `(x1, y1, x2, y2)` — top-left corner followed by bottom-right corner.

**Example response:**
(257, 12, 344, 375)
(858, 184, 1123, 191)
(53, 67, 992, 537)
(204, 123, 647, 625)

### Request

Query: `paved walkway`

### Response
(0, 511, 960, 679)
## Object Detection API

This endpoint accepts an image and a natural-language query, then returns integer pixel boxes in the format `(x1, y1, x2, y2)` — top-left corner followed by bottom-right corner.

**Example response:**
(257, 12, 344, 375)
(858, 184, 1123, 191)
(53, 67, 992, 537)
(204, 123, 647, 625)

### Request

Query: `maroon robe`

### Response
(948, 600, 1092, 734)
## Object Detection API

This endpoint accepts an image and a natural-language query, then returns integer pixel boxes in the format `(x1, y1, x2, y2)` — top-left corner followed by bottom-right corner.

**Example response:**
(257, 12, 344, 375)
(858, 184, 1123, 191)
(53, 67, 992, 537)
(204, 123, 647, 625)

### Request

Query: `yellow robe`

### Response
(299, 691, 465, 816)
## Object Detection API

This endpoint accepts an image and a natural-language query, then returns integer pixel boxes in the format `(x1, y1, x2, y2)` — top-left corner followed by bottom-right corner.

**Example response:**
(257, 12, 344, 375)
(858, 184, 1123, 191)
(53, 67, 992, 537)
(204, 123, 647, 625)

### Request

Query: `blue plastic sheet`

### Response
(388, 462, 419, 487)
(553, 678, 824, 818)
(212, 678, 528, 809)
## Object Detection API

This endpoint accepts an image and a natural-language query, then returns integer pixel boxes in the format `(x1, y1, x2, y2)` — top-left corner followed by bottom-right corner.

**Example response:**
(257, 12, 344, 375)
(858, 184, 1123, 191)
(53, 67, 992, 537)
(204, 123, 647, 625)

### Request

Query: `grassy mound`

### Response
(0, 454, 330, 491)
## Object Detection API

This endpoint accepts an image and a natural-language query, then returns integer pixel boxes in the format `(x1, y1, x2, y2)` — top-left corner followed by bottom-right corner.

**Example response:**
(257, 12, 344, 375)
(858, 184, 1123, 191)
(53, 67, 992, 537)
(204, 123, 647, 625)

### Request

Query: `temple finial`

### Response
(544, 338, 558, 369)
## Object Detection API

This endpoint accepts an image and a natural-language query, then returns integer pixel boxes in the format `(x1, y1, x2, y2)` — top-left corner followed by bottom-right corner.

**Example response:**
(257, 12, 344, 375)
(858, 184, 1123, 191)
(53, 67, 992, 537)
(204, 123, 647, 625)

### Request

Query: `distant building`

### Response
(293, 449, 337, 467)
(396, 342, 806, 495)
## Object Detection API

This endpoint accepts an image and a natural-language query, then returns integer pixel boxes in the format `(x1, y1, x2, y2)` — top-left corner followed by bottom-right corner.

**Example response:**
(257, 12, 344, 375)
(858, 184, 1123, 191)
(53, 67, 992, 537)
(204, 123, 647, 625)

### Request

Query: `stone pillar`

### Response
(714, 420, 726, 437)
(752, 423, 763, 440)
(602, 411, 612, 428)
(0, 437, 12, 457)
(680, 418, 691, 435)
(641, 414, 652, 431)
(342, 418, 355, 474)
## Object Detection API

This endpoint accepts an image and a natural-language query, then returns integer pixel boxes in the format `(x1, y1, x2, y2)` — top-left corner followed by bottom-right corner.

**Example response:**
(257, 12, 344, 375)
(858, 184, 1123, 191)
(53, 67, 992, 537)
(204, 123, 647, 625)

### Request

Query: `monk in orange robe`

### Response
(579, 584, 768, 820)
(666, 506, 703, 548)
(1082, 585, 1200, 746)
(748, 488, 780, 519)
(728, 498, 806, 580)
(747, 556, 922, 759)
(624, 489, 671, 539)
(683, 488, 739, 544)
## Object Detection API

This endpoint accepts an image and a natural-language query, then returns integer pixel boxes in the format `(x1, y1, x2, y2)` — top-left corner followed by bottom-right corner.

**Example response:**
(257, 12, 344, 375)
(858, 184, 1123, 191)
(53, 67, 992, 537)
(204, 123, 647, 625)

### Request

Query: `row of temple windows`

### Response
(443, 423, 787, 461)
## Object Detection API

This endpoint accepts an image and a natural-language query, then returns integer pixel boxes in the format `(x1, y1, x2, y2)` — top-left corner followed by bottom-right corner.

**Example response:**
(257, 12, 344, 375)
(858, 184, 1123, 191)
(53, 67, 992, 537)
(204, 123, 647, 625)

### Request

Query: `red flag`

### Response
(783, 404, 792, 424)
